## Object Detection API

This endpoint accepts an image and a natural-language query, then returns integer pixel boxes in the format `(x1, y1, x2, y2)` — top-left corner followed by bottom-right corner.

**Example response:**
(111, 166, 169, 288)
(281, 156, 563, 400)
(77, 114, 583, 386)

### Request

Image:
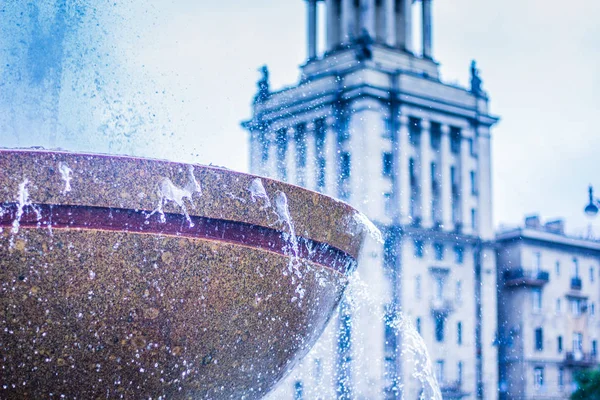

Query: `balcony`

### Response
(440, 381, 468, 399)
(503, 268, 550, 287)
(571, 277, 583, 290)
(430, 298, 454, 316)
(564, 351, 597, 368)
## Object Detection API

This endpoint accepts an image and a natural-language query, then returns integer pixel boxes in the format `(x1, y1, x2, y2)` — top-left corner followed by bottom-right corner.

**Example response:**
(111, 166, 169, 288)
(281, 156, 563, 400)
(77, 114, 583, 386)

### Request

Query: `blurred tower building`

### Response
(242, 1, 499, 398)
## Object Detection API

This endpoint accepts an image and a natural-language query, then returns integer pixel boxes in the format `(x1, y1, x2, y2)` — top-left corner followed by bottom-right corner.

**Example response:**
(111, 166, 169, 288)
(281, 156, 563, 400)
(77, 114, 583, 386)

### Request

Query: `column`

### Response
(477, 125, 493, 240)
(360, 0, 376, 38)
(384, 0, 396, 46)
(420, 120, 432, 227)
(440, 125, 452, 230)
(341, 0, 356, 43)
(326, 0, 341, 50)
(458, 132, 470, 231)
(460, 130, 472, 234)
(398, 114, 411, 225)
(396, 0, 413, 52)
(307, 0, 318, 60)
(422, 0, 433, 58)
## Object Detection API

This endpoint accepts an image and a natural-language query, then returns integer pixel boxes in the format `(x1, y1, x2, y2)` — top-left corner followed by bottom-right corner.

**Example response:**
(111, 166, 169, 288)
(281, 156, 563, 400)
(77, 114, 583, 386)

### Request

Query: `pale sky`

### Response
(2, 0, 600, 236)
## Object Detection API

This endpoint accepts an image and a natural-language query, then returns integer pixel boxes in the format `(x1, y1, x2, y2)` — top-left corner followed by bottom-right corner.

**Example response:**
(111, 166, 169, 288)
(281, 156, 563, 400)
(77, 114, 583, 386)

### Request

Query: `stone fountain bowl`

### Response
(0, 149, 366, 399)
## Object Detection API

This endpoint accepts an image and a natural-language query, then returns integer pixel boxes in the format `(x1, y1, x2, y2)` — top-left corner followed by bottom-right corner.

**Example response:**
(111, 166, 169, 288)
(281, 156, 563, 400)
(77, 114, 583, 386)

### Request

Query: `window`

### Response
(383, 117, 392, 139)
(457, 322, 463, 345)
(573, 332, 583, 352)
(435, 277, 444, 301)
(457, 361, 463, 384)
(416, 317, 422, 335)
(383, 192, 392, 214)
(415, 275, 422, 300)
(558, 367, 564, 389)
(384, 309, 397, 358)
(450, 127, 461, 154)
(454, 246, 464, 264)
(558, 336, 563, 353)
(535, 327, 543, 351)
(532, 252, 541, 272)
(455, 280, 462, 304)
(340, 152, 351, 181)
(471, 208, 477, 230)
(294, 380, 304, 400)
(555, 261, 560, 276)
(430, 122, 441, 150)
(468, 137, 477, 157)
(340, 151, 351, 199)
(434, 243, 444, 261)
(294, 123, 307, 185)
(532, 288, 542, 312)
(431, 162, 438, 192)
(435, 316, 445, 342)
(450, 166, 460, 203)
(533, 367, 544, 390)
(590, 266, 595, 282)
(571, 299, 584, 316)
(409, 158, 417, 186)
(572, 258, 579, 278)
(414, 240, 424, 258)
(556, 298, 561, 314)
(409, 117, 421, 146)
(315, 118, 326, 191)
(470, 171, 477, 195)
(592, 340, 598, 355)
(276, 128, 288, 181)
(382, 152, 393, 177)
(591, 302, 596, 316)
(436, 360, 445, 383)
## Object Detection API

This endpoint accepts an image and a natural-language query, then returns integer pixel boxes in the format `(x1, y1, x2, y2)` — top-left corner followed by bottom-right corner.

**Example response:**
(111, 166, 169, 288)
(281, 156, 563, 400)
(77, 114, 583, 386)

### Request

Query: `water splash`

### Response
(58, 162, 73, 194)
(274, 191, 298, 258)
(11, 179, 34, 235)
(248, 178, 271, 209)
(0, 1, 170, 157)
(352, 211, 384, 244)
(344, 273, 441, 399)
(148, 165, 201, 227)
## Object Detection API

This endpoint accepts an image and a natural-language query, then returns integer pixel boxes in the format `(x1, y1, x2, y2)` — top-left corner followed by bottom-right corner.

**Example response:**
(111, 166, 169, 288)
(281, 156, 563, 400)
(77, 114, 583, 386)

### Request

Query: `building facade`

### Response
(497, 215, 600, 400)
(242, 1, 500, 398)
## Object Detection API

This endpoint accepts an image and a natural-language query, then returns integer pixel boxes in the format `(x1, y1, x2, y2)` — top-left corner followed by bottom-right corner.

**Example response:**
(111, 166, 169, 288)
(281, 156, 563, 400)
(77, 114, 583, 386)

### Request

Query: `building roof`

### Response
(496, 227, 600, 252)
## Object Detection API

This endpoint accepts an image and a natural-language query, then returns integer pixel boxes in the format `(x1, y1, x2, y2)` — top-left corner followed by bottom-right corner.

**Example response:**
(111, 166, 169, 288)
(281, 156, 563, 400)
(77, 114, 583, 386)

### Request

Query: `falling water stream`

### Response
(1, 1, 442, 399)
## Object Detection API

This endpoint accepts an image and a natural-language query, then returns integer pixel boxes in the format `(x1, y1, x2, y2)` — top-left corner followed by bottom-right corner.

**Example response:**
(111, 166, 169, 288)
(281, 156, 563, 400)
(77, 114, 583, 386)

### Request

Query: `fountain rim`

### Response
(0, 148, 368, 261)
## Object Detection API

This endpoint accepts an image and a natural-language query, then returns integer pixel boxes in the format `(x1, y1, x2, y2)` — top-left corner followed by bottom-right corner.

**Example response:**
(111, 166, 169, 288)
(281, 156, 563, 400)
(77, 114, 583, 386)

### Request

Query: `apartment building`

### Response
(497, 215, 600, 399)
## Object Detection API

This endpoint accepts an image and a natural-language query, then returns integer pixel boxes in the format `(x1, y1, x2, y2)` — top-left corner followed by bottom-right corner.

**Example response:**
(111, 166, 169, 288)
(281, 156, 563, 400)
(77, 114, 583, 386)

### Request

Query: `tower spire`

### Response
(319, 0, 419, 55)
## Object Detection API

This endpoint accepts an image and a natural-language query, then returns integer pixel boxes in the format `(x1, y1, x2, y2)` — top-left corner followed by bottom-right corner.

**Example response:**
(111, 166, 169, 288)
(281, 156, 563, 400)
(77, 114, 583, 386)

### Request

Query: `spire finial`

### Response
(254, 65, 270, 104)
(470, 60, 484, 97)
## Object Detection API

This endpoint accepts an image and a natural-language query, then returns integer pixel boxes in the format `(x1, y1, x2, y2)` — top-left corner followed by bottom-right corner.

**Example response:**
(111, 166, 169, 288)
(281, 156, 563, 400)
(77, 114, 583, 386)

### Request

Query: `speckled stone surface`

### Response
(0, 149, 367, 399)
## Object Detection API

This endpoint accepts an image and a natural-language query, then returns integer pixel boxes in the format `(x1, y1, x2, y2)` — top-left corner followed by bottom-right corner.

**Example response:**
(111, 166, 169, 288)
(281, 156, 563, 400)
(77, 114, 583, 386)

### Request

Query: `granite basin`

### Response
(0, 149, 366, 399)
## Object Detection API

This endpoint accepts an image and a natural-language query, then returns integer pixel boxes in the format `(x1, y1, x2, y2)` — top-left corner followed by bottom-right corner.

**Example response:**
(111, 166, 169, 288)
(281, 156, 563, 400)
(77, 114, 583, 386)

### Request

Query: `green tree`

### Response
(571, 369, 600, 400)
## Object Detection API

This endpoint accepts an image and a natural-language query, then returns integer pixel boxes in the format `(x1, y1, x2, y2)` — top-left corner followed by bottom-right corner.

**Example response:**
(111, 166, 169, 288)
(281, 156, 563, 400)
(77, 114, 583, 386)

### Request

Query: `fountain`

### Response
(0, 2, 444, 398)
(0, 149, 367, 398)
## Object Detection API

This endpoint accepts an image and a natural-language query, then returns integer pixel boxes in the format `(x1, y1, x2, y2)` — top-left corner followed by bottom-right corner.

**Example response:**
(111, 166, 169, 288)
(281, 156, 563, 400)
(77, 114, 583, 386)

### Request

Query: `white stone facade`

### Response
(497, 216, 600, 400)
(242, 1, 499, 399)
